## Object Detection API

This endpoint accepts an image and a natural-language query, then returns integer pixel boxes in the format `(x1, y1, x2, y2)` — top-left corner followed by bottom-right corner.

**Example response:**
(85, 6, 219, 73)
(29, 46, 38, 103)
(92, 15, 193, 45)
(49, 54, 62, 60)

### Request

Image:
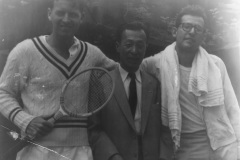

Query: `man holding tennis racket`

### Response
(0, 0, 116, 159)
(88, 21, 173, 160)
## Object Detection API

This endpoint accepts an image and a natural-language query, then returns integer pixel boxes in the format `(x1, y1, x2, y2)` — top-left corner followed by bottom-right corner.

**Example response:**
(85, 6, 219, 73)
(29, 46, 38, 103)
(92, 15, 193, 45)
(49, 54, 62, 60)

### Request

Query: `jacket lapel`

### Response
(141, 71, 154, 134)
(111, 68, 136, 130)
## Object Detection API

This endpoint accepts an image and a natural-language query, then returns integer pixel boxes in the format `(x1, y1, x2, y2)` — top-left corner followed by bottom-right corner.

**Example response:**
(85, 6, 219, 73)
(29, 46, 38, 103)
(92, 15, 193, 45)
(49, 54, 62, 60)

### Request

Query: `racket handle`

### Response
(48, 117, 56, 124)
(48, 111, 64, 124)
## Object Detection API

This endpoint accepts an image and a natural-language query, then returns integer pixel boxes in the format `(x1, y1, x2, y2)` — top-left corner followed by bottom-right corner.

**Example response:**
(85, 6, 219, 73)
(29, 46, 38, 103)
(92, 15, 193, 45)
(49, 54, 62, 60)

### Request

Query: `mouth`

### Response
(60, 25, 72, 30)
(184, 38, 195, 43)
(128, 58, 142, 64)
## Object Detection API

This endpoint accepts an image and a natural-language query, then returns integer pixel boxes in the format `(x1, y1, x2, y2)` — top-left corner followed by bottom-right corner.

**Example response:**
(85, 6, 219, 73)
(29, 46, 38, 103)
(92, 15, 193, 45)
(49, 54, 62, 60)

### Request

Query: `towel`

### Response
(159, 42, 224, 150)
(189, 47, 224, 106)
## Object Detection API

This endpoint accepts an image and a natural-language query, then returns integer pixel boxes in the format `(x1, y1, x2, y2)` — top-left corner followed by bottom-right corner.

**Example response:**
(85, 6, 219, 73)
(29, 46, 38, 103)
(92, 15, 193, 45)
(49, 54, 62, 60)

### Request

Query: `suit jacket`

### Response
(88, 67, 173, 160)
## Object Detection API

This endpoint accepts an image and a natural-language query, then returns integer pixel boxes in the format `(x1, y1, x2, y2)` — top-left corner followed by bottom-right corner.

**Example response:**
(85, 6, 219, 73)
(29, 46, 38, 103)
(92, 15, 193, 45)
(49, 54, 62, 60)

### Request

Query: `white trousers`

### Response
(16, 145, 93, 160)
(176, 131, 237, 160)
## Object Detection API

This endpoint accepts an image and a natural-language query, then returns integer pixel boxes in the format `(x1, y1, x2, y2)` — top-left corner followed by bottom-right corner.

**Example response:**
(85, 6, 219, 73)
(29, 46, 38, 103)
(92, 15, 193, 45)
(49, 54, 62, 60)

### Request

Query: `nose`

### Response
(62, 13, 70, 22)
(130, 45, 137, 54)
(189, 27, 196, 34)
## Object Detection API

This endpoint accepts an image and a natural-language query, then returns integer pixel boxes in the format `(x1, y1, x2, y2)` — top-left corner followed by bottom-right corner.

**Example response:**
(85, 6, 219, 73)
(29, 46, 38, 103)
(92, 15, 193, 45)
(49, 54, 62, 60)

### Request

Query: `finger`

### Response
(34, 128, 50, 138)
(37, 123, 53, 136)
(43, 121, 54, 128)
(26, 129, 38, 140)
(42, 114, 54, 121)
(27, 125, 51, 138)
(40, 125, 53, 134)
(35, 130, 49, 138)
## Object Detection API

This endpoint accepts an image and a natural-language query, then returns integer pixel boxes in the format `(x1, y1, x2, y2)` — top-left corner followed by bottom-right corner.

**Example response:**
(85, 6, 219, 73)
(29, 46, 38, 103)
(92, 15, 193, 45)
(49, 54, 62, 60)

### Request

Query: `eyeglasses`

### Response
(180, 23, 205, 34)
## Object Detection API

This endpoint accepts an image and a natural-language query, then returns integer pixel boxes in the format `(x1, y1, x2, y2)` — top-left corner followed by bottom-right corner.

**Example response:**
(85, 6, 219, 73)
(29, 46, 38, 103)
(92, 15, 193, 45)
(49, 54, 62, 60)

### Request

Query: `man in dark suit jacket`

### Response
(88, 21, 173, 160)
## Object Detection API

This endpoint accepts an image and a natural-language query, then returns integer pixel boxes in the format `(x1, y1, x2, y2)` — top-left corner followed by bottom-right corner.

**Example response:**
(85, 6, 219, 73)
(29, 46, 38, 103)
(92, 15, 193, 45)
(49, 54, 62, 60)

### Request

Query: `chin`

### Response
(130, 65, 140, 72)
(183, 47, 198, 53)
(58, 33, 74, 38)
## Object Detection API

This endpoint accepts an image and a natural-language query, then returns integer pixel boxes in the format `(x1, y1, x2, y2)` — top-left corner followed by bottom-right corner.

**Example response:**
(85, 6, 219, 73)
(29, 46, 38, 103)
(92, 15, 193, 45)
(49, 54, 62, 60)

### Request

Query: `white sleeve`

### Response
(141, 54, 160, 77)
(218, 59, 240, 158)
(88, 43, 117, 70)
(0, 41, 35, 133)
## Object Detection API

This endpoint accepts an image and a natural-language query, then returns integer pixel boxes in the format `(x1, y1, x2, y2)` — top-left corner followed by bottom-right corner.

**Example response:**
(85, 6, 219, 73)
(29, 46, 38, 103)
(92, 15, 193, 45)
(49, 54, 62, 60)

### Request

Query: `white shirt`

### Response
(118, 65, 142, 133)
(179, 65, 206, 133)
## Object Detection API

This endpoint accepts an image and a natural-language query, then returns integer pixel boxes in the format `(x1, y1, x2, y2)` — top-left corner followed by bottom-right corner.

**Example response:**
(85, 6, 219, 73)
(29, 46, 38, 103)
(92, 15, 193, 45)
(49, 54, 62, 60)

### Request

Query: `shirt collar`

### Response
(69, 36, 80, 57)
(118, 64, 141, 83)
(44, 36, 80, 58)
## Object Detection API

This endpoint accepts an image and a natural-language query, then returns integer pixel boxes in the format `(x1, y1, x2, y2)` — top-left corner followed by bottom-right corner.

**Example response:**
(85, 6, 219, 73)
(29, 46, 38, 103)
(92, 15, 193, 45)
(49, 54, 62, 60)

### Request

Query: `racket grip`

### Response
(48, 111, 64, 124)
(48, 117, 56, 124)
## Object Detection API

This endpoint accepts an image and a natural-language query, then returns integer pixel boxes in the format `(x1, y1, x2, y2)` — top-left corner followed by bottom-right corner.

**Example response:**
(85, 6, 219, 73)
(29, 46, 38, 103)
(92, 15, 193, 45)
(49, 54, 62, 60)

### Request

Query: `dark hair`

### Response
(50, 0, 85, 11)
(116, 21, 149, 43)
(175, 5, 208, 28)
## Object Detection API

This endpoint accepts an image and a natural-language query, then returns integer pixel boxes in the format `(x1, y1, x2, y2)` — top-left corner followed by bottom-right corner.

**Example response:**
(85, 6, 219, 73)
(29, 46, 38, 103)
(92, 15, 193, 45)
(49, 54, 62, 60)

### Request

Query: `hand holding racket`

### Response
(1, 67, 115, 159)
(48, 67, 115, 124)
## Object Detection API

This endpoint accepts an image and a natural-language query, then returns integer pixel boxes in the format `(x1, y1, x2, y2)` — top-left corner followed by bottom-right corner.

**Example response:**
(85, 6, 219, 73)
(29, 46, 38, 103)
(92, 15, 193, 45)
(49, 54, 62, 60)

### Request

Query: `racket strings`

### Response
(63, 72, 90, 115)
(62, 69, 114, 117)
(88, 70, 113, 112)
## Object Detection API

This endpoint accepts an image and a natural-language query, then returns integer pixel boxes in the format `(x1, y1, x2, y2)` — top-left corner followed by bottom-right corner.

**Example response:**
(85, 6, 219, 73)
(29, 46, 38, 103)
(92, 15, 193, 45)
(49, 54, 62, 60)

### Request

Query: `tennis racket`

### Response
(48, 67, 115, 123)
(0, 126, 71, 160)
(1, 67, 115, 159)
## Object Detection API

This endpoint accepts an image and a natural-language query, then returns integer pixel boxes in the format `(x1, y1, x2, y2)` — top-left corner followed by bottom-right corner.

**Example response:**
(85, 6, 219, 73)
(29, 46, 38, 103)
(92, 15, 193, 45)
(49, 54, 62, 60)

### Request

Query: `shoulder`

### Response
(208, 54, 226, 70)
(78, 40, 102, 52)
(144, 52, 162, 63)
(79, 41, 106, 59)
(109, 66, 120, 78)
(209, 54, 223, 63)
(142, 52, 163, 72)
(8, 38, 35, 59)
(13, 38, 34, 50)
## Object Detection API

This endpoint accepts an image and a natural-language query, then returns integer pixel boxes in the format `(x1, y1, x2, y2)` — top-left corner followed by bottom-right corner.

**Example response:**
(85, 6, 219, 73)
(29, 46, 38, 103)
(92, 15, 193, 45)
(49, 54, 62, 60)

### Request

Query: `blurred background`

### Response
(0, 0, 239, 100)
(0, 1, 239, 159)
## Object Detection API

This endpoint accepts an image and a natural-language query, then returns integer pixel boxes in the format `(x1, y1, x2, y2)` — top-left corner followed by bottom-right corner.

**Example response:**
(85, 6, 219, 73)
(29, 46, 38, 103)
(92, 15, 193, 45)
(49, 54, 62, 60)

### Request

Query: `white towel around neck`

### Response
(159, 42, 224, 150)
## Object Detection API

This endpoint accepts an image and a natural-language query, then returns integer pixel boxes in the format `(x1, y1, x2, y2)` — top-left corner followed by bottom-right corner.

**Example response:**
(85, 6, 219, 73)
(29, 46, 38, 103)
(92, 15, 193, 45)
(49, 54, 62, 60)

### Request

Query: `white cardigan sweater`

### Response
(0, 36, 115, 146)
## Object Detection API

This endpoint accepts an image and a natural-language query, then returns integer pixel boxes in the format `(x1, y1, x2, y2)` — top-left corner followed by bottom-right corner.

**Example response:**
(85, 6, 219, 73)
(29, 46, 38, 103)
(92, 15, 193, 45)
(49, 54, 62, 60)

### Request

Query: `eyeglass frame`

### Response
(179, 23, 206, 34)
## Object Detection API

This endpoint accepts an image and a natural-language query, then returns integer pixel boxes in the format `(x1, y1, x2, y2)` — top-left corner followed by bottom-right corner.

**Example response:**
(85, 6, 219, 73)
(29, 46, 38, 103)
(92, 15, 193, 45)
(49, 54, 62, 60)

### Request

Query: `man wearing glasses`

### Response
(142, 5, 240, 160)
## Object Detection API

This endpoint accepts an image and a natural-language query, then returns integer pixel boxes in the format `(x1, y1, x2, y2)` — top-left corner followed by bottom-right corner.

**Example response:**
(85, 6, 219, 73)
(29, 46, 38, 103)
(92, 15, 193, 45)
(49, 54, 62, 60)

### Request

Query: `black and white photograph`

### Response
(0, 0, 239, 160)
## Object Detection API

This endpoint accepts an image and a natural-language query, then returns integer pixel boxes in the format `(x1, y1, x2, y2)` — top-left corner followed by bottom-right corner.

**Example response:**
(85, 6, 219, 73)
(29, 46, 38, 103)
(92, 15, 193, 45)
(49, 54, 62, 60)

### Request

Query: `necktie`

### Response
(128, 73, 137, 117)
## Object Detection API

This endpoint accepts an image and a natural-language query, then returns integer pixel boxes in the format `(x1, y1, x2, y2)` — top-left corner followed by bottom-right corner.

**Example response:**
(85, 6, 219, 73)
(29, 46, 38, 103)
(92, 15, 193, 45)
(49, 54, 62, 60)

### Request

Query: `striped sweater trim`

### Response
(54, 125, 88, 128)
(31, 37, 88, 79)
(54, 118, 88, 128)
(69, 42, 88, 78)
(32, 37, 68, 78)
(8, 107, 22, 122)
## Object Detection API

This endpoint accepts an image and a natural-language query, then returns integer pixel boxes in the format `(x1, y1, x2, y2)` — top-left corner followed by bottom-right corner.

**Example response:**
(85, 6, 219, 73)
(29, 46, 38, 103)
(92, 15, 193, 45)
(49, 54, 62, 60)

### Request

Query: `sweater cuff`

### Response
(13, 110, 35, 133)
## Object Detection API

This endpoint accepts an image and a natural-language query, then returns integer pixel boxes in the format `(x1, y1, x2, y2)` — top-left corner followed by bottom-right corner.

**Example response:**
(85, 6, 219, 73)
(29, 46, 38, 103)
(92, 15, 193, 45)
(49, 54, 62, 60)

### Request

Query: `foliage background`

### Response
(0, 0, 239, 57)
(0, 0, 239, 100)
(0, 1, 239, 159)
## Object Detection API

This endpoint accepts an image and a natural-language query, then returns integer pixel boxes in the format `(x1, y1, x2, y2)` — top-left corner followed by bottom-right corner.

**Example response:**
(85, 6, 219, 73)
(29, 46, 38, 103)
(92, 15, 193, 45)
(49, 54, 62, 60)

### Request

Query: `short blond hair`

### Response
(50, 0, 85, 11)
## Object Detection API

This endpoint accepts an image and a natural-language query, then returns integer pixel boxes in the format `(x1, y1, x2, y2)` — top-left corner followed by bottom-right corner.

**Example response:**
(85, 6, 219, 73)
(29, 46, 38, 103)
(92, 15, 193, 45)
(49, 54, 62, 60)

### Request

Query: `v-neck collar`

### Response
(43, 35, 80, 65)
(32, 36, 88, 79)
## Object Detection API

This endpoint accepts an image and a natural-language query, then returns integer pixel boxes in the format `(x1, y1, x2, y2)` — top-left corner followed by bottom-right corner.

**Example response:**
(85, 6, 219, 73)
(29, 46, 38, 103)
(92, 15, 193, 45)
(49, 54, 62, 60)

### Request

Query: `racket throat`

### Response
(49, 112, 64, 124)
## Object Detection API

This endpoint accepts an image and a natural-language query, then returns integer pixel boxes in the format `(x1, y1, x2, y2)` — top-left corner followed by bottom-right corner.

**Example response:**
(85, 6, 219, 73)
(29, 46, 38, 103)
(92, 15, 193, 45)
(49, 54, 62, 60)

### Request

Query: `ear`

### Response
(171, 27, 177, 38)
(116, 42, 120, 53)
(201, 30, 208, 45)
(80, 10, 85, 22)
(146, 43, 148, 49)
(203, 29, 208, 39)
(48, 8, 52, 21)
